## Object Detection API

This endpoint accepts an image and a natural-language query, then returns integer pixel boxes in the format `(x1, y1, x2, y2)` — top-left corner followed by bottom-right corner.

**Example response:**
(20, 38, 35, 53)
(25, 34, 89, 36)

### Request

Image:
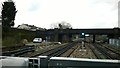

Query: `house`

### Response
(17, 24, 46, 31)
(17, 24, 31, 30)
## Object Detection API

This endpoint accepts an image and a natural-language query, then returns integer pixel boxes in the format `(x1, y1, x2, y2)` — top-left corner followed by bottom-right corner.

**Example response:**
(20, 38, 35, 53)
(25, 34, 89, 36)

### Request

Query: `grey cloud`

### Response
(93, 0, 119, 10)
(29, 3, 40, 11)
(28, 0, 40, 11)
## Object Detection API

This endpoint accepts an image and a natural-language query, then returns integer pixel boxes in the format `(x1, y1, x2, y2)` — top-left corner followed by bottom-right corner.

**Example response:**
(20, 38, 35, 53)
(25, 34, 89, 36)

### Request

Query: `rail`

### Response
(93, 43, 120, 60)
(2, 45, 35, 56)
(32, 43, 77, 57)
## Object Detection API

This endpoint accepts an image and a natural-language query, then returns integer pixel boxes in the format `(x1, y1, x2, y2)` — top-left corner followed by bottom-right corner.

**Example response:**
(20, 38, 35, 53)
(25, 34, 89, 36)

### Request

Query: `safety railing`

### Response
(1, 56, 119, 68)
(28, 56, 119, 68)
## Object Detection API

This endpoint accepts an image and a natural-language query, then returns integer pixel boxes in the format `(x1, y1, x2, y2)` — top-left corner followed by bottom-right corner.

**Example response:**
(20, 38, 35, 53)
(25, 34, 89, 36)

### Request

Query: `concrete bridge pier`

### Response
(53, 33, 73, 43)
(54, 34, 58, 42)
(61, 34, 72, 43)
(62, 34, 69, 43)
(47, 35, 53, 42)
(93, 34, 96, 43)
(113, 28, 119, 39)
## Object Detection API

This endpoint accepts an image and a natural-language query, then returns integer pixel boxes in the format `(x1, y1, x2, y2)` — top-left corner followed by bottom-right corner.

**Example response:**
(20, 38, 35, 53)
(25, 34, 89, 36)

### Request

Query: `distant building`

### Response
(17, 24, 31, 30)
(109, 38, 120, 47)
(17, 24, 45, 31)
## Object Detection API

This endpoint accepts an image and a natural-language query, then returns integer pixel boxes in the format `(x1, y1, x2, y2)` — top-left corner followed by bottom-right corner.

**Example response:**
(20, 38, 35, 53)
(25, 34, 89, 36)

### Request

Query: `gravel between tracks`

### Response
(18, 43, 67, 57)
(70, 43, 96, 59)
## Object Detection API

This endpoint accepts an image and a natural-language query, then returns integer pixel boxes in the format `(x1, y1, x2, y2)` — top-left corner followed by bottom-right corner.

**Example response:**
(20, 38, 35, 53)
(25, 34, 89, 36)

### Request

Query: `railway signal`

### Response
(80, 32, 85, 38)
(80, 32, 86, 51)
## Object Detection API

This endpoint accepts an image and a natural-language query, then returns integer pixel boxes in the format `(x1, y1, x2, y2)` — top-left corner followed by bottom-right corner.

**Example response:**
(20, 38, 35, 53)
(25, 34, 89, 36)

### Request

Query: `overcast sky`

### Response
(0, 0, 119, 29)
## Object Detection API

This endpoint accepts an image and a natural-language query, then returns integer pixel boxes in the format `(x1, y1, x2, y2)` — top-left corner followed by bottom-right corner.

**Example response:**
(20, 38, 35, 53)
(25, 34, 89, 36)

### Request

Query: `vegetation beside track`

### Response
(2, 28, 37, 47)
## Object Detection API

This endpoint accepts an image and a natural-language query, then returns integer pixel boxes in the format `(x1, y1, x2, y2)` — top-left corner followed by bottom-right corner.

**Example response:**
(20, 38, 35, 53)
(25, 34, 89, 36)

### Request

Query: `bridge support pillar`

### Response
(54, 34, 58, 42)
(61, 34, 72, 43)
(69, 34, 72, 42)
(62, 34, 69, 43)
(93, 35, 95, 43)
(48, 35, 53, 42)
(53, 28, 59, 42)
(113, 28, 119, 39)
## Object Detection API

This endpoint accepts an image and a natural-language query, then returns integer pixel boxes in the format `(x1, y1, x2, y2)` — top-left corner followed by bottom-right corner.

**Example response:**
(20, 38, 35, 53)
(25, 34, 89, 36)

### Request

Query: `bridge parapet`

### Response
(38, 28, 120, 42)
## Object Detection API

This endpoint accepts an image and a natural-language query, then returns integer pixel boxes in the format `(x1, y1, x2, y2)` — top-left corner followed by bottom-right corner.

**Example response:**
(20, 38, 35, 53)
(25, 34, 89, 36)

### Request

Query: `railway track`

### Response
(99, 43, 120, 56)
(88, 44, 106, 59)
(60, 44, 78, 57)
(2, 45, 35, 56)
(93, 43, 120, 60)
(31, 42, 77, 57)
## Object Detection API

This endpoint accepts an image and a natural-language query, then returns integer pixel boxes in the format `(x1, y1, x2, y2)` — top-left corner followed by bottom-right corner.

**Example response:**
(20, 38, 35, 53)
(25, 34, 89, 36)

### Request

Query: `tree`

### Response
(2, 0, 17, 28)
(50, 21, 72, 29)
